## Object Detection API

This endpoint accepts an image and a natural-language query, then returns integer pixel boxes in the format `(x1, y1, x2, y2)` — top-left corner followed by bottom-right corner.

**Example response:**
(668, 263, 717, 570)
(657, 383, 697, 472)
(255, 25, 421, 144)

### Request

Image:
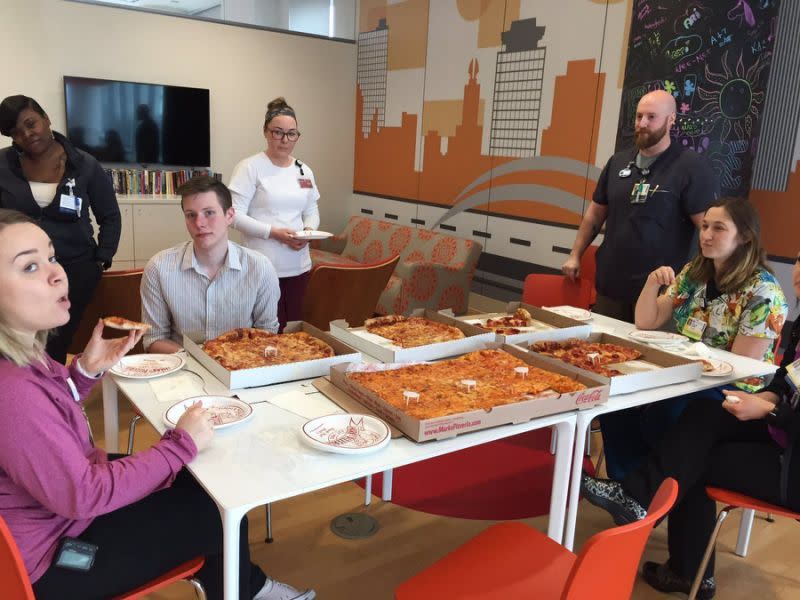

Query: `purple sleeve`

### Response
(0, 377, 197, 520)
(67, 355, 103, 399)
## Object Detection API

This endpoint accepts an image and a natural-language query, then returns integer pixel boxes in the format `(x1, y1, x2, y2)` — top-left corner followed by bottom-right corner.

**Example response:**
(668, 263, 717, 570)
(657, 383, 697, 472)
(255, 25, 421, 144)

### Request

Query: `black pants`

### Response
(592, 293, 636, 324)
(277, 271, 310, 332)
(622, 400, 800, 580)
(33, 467, 267, 600)
(47, 260, 103, 364)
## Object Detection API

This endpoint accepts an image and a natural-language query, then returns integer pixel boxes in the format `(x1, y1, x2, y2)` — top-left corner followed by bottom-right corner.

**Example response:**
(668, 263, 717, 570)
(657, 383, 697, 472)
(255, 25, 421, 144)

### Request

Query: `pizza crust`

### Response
(103, 316, 151, 331)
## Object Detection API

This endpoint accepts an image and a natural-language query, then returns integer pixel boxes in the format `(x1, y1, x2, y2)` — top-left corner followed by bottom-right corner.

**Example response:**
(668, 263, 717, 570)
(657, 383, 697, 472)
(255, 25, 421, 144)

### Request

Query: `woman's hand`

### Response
(646, 266, 676, 288)
(722, 390, 775, 421)
(175, 402, 214, 451)
(78, 320, 143, 376)
(270, 227, 307, 250)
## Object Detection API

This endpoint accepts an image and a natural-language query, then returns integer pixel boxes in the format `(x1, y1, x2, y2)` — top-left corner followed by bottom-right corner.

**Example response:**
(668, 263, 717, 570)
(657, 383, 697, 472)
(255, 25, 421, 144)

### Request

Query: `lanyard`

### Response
(67, 376, 95, 447)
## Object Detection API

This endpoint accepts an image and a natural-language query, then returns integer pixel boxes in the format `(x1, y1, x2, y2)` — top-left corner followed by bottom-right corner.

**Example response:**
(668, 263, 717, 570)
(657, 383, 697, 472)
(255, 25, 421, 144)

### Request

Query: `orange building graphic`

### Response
(354, 55, 606, 224)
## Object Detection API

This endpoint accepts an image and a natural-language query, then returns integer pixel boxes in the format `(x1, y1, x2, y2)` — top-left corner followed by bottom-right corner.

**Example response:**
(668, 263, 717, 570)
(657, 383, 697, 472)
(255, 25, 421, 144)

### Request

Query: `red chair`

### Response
(395, 478, 678, 600)
(688, 487, 800, 600)
(522, 273, 593, 310)
(580, 245, 598, 306)
(0, 515, 207, 600)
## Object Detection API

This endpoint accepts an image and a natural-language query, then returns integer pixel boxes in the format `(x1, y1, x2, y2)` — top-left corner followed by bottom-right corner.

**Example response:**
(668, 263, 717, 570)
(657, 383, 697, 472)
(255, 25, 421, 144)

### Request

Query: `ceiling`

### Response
(89, 0, 222, 15)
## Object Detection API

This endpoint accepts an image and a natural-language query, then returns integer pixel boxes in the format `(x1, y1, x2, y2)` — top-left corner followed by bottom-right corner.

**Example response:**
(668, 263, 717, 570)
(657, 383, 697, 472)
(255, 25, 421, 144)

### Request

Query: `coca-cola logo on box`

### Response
(575, 389, 603, 406)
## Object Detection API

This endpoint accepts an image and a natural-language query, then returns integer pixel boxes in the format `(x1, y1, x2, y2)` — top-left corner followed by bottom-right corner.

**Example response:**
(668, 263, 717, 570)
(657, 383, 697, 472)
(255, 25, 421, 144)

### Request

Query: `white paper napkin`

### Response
(148, 370, 208, 403)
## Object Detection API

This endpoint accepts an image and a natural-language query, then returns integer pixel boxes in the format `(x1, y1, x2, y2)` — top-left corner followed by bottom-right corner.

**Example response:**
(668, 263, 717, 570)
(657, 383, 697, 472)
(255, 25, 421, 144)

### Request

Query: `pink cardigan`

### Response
(0, 354, 196, 582)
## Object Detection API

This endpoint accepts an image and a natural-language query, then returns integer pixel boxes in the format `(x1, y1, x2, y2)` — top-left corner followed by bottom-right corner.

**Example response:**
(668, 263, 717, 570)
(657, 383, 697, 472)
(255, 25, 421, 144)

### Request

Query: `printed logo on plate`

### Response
(311, 417, 383, 449)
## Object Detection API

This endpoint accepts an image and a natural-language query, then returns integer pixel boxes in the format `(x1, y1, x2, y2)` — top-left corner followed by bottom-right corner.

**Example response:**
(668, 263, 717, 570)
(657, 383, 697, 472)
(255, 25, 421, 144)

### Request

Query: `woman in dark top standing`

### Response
(0, 95, 121, 363)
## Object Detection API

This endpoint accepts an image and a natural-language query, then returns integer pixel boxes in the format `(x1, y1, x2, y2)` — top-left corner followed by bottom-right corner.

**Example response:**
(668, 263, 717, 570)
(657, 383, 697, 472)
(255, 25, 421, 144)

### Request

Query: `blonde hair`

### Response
(686, 197, 771, 293)
(0, 209, 50, 366)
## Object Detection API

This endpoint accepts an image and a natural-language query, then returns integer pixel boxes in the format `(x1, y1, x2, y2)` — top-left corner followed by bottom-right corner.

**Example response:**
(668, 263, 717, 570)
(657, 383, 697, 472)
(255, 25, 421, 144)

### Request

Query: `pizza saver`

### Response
(459, 379, 477, 392)
(514, 366, 529, 379)
(264, 345, 278, 358)
(587, 352, 600, 367)
(403, 390, 420, 407)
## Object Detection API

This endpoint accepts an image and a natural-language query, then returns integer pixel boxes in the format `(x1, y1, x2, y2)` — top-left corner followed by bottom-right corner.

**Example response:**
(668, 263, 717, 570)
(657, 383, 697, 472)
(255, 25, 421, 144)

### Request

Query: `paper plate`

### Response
(628, 330, 688, 345)
(301, 414, 391, 455)
(163, 395, 253, 430)
(292, 230, 333, 240)
(110, 354, 185, 379)
(697, 358, 734, 377)
(543, 305, 592, 321)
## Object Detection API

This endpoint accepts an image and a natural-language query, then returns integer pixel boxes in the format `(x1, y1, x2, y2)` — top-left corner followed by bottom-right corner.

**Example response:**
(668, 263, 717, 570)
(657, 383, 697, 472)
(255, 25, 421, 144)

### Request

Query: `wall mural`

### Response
(618, 0, 781, 197)
(353, 0, 799, 294)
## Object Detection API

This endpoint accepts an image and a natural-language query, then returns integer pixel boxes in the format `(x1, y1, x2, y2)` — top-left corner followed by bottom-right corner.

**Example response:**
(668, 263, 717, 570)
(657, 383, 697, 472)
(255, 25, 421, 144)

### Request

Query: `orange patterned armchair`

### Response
(311, 216, 482, 315)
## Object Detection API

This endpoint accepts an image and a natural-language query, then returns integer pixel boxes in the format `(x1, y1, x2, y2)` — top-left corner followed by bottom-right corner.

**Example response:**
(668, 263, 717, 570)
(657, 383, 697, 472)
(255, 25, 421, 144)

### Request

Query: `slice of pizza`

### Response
(103, 316, 151, 332)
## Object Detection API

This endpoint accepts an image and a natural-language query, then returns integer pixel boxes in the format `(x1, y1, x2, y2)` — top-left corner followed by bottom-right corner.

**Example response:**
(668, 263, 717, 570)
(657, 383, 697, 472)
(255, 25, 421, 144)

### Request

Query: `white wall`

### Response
(0, 0, 356, 233)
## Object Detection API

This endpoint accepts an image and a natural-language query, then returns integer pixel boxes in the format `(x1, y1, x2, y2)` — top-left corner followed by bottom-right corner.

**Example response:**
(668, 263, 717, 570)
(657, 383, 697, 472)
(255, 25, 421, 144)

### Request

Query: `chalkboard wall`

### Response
(616, 0, 781, 196)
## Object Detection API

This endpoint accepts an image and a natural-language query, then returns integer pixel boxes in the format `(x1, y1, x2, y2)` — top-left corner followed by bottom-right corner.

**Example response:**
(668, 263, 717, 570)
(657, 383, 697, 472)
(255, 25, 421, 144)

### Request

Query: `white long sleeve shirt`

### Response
(228, 152, 321, 277)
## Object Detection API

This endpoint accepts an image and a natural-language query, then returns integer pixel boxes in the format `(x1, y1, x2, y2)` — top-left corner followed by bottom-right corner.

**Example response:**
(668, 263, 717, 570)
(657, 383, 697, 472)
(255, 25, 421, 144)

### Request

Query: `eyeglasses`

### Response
(267, 128, 301, 142)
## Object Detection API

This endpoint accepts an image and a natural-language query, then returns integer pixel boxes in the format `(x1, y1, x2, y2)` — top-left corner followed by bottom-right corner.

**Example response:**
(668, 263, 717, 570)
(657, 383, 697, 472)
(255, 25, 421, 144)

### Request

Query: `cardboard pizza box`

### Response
(325, 344, 609, 442)
(442, 302, 592, 346)
(183, 321, 362, 389)
(525, 331, 703, 396)
(328, 309, 496, 363)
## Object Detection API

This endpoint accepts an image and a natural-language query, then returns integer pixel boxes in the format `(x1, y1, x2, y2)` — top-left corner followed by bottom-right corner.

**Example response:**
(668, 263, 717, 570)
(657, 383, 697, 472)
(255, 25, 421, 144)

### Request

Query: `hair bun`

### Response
(267, 97, 289, 112)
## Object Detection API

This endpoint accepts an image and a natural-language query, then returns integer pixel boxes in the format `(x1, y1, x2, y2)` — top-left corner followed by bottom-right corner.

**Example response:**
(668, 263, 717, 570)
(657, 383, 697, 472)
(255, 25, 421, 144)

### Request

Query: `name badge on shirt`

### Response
(298, 178, 313, 189)
(59, 194, 82, 216)
(630, 182, 650, 204)
(682, 316, 707, 341)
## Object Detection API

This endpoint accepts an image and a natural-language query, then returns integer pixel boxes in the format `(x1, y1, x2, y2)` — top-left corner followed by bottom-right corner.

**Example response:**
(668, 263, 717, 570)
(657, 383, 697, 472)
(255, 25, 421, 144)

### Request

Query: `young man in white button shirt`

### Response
(141, 176, 281, 353)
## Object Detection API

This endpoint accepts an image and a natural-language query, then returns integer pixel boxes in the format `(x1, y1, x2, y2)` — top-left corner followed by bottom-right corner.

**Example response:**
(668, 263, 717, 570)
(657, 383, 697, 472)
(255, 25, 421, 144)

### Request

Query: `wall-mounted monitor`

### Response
(64, 76, 210, 167)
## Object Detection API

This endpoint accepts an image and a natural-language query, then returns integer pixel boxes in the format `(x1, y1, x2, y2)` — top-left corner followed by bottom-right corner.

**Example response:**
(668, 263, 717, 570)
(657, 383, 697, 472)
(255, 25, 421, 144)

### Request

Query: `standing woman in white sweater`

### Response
(228, 98, 320, 331)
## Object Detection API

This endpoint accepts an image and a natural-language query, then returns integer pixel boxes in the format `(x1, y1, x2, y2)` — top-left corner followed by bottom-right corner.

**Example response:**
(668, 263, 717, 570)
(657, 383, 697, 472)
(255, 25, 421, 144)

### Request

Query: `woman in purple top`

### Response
(0, 210, 315, 600)
(580, 250, 800, 599)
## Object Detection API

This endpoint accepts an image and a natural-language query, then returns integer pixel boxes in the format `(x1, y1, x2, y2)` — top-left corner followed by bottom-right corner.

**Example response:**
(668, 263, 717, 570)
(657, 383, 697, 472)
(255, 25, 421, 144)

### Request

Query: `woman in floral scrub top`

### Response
(599, 197, 788, 481)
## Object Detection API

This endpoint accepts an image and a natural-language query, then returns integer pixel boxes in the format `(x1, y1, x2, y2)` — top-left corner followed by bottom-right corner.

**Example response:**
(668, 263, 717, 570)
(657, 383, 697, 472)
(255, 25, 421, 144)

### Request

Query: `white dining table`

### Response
(561, 313, 779, 551)
(101, 354, 578, 600)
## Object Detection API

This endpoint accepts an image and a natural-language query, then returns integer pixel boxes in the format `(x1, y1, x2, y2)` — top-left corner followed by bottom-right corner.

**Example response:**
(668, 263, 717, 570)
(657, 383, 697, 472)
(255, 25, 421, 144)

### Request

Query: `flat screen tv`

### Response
(63, 76, 210, 167)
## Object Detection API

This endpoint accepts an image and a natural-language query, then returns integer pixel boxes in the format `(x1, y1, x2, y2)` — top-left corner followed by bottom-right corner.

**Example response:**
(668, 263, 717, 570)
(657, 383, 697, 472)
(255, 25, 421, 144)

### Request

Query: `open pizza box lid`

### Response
(328, 308, 496, 363)
(323, 343, 609, 442)
(525, 331, 703, 396)
(182, 321, 362, 389)
(441, 302, 592, 346)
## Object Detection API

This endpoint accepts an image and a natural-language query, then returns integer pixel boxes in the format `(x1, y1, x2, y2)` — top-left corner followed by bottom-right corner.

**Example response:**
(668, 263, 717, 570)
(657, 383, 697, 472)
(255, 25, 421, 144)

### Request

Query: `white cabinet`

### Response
(99, 195, 187, 269)
(132, 203, 187, 267)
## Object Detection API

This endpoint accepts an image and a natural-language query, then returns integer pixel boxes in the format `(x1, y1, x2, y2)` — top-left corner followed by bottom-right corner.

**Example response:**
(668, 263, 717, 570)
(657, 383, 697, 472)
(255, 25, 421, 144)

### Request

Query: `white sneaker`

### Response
(253, 577, 316, 600)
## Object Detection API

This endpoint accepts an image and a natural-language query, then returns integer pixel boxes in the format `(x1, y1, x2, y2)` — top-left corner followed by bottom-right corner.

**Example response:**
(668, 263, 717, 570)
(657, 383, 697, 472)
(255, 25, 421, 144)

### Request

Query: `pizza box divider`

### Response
(328, 308, 497, 363)
(182, 321, 362, 389)
(324, 343, 609, 442)
(525, 331, 703, 396)
(440, 302, 592, 346)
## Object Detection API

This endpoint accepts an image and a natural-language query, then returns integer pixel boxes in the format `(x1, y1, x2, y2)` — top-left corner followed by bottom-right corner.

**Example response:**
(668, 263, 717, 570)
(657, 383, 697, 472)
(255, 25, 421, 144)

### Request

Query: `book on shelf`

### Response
(104, 168, 222, 196)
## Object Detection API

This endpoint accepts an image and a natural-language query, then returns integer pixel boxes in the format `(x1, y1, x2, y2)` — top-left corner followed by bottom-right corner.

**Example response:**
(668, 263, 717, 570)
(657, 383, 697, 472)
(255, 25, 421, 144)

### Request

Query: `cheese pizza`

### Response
(103, 316, 151, 332)
(364, 315, 465, 348)
(347, 348, 585, 419)
(202, 328, 334, 370)
(530, 339, 642, 377)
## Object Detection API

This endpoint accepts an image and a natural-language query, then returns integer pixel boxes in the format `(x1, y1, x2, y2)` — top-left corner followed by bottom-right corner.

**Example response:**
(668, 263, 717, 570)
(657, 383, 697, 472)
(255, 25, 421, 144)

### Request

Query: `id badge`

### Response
(59, 193, 80, 215)
(298, 178, 313, 189)
(682, 316, 707, 340)
(630, 182, 650, 204)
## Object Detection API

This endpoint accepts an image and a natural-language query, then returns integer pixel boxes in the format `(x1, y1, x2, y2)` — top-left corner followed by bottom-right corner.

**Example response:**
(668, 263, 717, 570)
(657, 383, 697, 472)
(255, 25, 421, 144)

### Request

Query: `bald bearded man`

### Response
(562, 89, 719, 322)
